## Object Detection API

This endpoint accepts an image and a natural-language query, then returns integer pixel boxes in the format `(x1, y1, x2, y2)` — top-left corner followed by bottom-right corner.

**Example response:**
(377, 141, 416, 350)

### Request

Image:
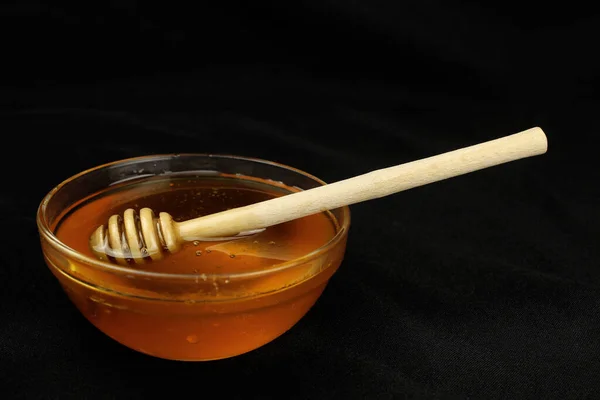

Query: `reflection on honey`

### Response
(45, 174, 346, 360)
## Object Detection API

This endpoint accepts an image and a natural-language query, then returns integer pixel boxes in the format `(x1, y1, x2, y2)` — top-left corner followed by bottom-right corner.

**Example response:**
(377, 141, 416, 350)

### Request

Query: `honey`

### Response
(45, 173, 347, 360)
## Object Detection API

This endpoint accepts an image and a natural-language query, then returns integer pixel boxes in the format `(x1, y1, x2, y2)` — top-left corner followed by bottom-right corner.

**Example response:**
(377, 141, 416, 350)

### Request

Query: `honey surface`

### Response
(55, 174, 338, 275)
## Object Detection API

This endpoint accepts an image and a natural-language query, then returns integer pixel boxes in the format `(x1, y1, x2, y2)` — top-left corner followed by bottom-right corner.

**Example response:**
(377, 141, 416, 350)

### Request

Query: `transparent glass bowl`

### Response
(37, 154, 350, 361)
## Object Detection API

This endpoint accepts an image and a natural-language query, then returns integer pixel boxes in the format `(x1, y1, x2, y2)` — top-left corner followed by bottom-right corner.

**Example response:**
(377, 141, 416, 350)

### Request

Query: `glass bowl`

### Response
(36, 154, 350, 361)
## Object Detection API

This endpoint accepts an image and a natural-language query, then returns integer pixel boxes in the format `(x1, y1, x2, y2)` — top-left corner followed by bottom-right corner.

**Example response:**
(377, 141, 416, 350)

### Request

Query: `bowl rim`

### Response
(37, 153, 351, 281)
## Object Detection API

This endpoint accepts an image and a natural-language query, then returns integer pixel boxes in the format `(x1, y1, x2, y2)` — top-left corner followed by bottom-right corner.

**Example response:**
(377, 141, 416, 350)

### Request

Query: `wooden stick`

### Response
(90, 127, 547, 263)
(177, 127, 547, 238)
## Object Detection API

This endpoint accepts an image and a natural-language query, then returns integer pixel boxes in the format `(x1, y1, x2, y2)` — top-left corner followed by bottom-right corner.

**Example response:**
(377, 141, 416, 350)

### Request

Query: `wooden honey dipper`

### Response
(90, 127, 548, 264)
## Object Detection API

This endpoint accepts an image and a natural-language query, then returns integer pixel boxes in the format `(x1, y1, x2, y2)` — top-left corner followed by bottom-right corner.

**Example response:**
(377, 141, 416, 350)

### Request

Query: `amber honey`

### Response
(46, 173, 347, 360)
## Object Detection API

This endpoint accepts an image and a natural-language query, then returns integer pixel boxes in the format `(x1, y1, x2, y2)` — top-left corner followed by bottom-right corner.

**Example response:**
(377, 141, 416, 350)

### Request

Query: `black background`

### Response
(2, 1, 600, 398)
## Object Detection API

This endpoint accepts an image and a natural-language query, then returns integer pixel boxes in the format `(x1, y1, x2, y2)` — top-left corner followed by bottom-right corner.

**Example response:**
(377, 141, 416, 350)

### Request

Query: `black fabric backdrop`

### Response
(1, 1, 599, 398)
